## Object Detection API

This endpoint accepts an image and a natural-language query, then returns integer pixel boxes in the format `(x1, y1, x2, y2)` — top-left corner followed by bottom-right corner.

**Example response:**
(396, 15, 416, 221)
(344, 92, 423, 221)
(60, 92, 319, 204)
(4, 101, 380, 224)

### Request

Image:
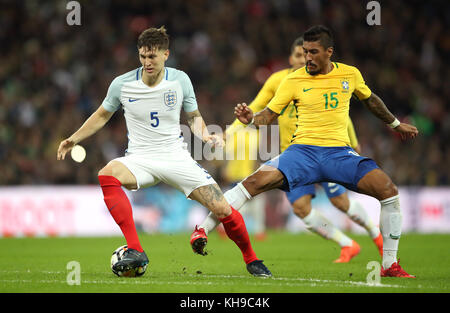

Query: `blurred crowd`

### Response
(1, 0, 449, 187)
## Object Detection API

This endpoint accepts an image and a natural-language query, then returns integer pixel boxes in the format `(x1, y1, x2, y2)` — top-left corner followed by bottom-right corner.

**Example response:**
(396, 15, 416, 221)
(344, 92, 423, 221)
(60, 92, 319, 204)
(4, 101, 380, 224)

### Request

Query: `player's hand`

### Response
(393, 123, 419, 140)
(234, 103, 254, 125)
(57, 138, 76, 160)
(205, 134, 225, 148)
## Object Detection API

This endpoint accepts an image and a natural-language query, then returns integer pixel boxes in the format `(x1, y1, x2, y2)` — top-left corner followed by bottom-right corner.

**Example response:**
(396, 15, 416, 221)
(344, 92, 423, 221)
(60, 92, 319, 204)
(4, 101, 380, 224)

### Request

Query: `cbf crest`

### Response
(341, 79, 350, 93)
(164, 90, 177, 110)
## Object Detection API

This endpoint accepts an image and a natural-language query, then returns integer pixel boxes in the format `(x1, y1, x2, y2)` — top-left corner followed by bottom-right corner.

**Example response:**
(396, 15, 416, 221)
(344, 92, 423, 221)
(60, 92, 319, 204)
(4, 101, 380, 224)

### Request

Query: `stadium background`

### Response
(0, 0, 449, 237)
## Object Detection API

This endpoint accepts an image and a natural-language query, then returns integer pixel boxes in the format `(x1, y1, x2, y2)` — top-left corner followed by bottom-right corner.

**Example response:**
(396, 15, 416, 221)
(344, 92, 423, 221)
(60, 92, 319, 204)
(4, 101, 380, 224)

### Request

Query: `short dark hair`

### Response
(137, 26, 170, 51)
(290, 36, 304, 53)
(303, 25, 334, 49)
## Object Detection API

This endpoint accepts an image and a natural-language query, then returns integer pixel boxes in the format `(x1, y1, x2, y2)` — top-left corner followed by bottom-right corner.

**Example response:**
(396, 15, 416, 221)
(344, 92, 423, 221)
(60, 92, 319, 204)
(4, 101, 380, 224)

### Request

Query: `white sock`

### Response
(199, 183, 251, 235)
(379, 195, 402, 269)
(303, 208, 353, 247)
(346, 199, 380, 239)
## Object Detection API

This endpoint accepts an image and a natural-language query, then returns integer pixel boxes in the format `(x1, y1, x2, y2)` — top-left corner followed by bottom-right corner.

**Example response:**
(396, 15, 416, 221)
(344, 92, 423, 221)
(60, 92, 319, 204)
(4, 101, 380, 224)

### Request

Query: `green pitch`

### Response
(0, 232, 449, 293)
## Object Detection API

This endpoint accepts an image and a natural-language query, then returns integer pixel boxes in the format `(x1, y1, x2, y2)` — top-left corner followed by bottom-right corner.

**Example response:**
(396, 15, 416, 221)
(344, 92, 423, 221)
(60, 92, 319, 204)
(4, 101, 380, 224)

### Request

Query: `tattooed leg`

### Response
(189, 184, 232, 219)
(189, 183, 260, 265)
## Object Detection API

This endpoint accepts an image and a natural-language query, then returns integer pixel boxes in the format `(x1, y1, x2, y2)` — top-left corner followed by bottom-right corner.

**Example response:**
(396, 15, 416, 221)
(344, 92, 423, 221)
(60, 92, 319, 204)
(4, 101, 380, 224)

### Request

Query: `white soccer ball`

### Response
(111, 245, 128, 276)
(110, 245, 147, 277)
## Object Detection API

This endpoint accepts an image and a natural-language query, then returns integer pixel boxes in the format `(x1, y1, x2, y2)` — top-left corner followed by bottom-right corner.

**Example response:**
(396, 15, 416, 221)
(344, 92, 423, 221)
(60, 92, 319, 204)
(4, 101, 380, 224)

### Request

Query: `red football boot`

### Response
(190, 226, 208, 256)
(381, 260, 416, 278)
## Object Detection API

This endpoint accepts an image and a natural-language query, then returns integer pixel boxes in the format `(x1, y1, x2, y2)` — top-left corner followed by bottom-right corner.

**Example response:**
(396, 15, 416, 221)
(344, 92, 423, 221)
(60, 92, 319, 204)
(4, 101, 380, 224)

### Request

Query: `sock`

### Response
(225, 183, 253, 209)
(200, 183, 252, 234)
(98, 175, 143, 252)
(219, 207, 258, 264)
(303, 208, 353, 247)
(379, 195, 402, 269)
(347, 199, 380, 239)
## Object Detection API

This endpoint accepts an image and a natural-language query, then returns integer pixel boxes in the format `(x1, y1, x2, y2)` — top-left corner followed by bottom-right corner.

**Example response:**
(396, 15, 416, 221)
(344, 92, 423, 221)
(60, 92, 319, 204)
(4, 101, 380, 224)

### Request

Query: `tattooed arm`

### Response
(185, 109, 224, 147)
(361, 93, 397, 124)
(361, 92, 419, 139)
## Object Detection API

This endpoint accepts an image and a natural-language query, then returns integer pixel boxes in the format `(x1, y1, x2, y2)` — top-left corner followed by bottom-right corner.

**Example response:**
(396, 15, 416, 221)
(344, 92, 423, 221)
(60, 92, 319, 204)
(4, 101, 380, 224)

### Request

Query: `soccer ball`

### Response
(110, 245, 147, 277)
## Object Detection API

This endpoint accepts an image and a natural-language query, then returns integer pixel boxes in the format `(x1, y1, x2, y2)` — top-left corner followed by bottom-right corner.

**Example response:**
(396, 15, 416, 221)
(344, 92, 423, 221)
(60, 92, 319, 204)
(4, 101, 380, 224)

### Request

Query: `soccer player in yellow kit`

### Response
(233, 26, 418, 278)
(193, 37, 382, 262)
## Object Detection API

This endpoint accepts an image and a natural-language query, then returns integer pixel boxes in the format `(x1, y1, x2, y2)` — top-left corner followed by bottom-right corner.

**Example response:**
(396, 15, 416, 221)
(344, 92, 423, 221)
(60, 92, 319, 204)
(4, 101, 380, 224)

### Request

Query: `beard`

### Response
(306, 61, 320, 75)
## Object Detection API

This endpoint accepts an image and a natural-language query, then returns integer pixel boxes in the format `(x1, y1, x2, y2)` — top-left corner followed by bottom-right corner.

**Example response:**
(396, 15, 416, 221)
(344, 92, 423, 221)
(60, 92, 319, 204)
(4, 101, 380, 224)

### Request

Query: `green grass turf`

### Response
(0, 232, 449, 293)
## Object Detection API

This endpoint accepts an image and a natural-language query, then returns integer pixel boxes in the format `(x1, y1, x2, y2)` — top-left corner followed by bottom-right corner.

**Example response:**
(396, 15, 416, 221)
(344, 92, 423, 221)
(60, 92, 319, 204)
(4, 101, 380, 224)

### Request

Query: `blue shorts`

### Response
(285, 182, 346, 204)
(265, 144, 379, 193)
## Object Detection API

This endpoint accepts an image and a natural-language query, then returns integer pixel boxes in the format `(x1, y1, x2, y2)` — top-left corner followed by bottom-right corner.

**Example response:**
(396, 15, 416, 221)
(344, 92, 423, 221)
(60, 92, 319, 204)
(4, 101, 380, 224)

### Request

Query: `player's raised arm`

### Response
(234, 103, 278, 128)
(361, 92, 419, 140)
(185, 109, 224, 148)
(57, 105, 114, 160)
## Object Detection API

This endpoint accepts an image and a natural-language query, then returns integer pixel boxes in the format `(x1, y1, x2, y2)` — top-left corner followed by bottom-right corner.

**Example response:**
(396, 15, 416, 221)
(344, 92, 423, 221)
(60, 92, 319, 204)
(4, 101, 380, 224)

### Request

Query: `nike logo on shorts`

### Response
(329, 186, 340, 193)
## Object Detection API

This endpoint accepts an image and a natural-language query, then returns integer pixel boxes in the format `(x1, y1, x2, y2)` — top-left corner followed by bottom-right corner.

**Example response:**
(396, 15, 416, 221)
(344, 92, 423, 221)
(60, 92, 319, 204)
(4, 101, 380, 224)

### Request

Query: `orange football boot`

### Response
(333, 240, 361, 263)
(373, 233, 383, 256)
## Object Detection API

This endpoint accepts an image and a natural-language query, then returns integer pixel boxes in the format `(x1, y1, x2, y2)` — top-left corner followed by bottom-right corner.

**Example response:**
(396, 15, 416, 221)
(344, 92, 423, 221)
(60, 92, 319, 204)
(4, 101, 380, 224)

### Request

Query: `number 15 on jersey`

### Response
(323, 92, 339, 109)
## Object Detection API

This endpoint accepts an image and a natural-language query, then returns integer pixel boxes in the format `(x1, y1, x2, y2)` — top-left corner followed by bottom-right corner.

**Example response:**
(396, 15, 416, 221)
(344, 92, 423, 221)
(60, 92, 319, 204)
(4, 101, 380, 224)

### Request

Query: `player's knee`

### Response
(330, 193, 349, 212)
(98, 165, 113, 177)
(213, 203, 232, 219)
(242, 176, 265, 195)
(380, 180, 398, 200)
(292, 197, 312, 219)
(372, 174, 398, 200)
(242, 169, 283, 196)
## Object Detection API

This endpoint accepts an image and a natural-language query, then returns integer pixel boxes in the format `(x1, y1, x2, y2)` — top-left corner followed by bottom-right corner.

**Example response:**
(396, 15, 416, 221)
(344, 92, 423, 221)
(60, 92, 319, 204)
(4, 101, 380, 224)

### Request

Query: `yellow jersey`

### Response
(224, 62, 365, 181)
(249, 68, 298, 152)
(347, 117, 359, 149)
(223, 69, 294, 182)
(267, 62, 371, 147)
(223, 123, 259, 182)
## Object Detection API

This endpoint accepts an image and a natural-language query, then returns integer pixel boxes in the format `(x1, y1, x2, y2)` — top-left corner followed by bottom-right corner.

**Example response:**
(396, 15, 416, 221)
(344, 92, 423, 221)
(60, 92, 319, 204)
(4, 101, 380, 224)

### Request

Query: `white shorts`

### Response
(114, 149, 216, 196)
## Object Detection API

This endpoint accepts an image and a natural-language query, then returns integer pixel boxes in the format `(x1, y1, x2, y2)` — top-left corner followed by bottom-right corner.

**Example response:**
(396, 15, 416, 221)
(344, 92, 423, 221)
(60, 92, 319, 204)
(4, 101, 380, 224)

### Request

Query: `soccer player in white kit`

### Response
(57, 26, 271, 277)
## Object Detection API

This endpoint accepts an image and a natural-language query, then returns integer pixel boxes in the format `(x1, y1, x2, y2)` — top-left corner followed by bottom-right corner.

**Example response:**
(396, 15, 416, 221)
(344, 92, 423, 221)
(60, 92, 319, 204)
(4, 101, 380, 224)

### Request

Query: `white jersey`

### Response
(101, 67, 198, 154)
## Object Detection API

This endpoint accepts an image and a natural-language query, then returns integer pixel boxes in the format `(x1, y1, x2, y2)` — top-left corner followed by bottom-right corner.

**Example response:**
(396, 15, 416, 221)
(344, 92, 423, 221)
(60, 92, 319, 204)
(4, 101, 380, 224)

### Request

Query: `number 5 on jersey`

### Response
(150, 111, 159, 127)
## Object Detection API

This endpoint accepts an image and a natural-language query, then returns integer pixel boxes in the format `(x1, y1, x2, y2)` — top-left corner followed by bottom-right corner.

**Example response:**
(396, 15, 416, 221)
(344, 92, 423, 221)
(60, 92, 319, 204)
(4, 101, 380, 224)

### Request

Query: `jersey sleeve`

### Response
(347, 117, 359, 148)
(178, 72, 198, 113)
(248, 73, 280, 113)
(101, 77, 123, 112)
(352, 67, 372, 101)
(267, 76, 296, 114)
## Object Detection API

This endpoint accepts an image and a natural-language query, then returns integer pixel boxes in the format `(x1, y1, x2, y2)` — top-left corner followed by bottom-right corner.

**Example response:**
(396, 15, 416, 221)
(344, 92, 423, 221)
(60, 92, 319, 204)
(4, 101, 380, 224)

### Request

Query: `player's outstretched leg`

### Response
(191, 182, 252, 250)
(291, 194, 360, 263)
(328, 191, 383, 256)
(99, 162, 149, 276)
(357, 168, 415, 278)
(189, 184, 272, 277)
